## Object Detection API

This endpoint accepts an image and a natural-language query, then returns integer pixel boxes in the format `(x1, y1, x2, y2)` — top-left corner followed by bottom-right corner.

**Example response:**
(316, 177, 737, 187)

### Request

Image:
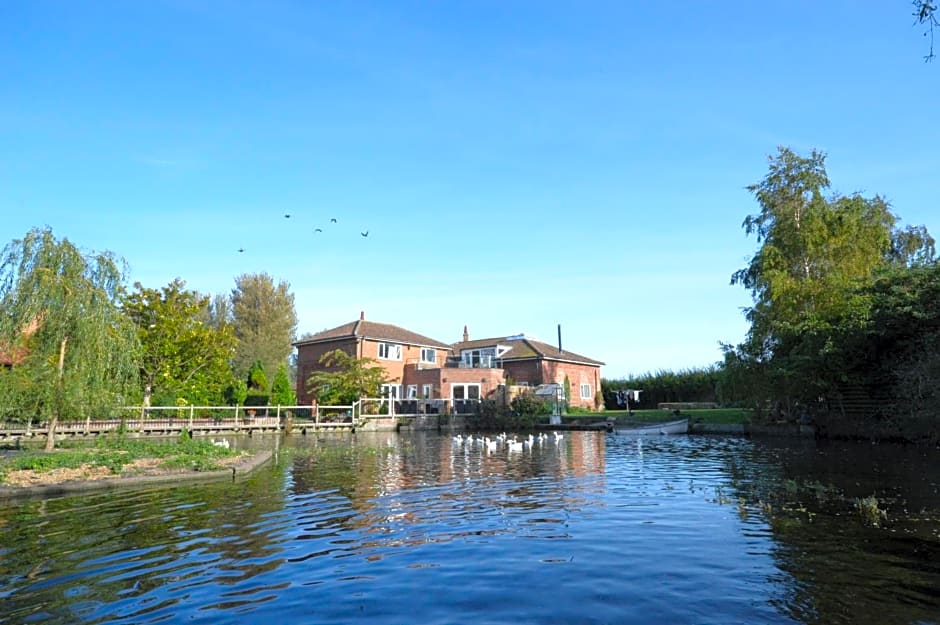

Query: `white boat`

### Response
(612, 418, 688, 435)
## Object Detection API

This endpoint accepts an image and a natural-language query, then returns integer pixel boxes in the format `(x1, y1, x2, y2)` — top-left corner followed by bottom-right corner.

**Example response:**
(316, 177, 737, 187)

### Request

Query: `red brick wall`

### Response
(295, 338, 359, 404)
(501, 360, 543, 386)
(357, 338, 409, 385)
(439, 367, 506, 400)
(541, 361, 603, 409)
(401, 365, 506, 400)
(296, 338, 450, 404)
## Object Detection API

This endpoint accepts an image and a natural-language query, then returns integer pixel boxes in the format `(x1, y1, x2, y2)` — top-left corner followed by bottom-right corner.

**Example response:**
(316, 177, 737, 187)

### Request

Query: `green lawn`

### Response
(567, 408, 751, 425)
(0, 434, 241, 483)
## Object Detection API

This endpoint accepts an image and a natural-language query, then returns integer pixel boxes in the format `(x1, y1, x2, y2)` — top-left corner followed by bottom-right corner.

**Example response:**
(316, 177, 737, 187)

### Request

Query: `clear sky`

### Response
(2, 2, 938, 379)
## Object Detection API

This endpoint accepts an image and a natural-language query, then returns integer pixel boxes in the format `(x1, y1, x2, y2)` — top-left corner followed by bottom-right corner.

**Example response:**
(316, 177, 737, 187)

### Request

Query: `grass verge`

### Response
(0, 433, 241, 485)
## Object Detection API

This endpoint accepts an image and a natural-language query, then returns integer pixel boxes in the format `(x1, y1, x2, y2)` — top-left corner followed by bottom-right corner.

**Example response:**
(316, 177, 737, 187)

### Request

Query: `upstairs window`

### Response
(378, 342, 402, 360)
(420, 347, 436, 364)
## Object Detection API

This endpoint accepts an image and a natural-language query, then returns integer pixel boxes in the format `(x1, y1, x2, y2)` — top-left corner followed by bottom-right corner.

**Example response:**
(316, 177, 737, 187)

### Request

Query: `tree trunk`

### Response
(44, 415, 58, 452)
(45, 336, 68, 452)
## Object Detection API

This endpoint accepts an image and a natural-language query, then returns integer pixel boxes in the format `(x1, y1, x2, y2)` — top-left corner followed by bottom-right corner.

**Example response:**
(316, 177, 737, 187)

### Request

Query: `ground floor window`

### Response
(407, 385, 418, 399)
(381, 384, 403, 399)
(451, 383, 481, 401)
(580, 383, 592, 399)
(422, 384, 433, 399)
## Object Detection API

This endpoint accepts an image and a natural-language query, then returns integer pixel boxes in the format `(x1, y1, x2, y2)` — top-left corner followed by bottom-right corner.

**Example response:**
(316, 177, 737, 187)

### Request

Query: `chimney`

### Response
(557, 324, 563, 353)
(360, 311, 365, 321)
(463, 325, 469, 342)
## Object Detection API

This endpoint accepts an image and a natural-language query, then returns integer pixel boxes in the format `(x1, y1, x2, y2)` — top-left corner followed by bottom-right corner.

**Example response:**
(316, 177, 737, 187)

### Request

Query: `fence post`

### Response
(189, 405, 194, 429)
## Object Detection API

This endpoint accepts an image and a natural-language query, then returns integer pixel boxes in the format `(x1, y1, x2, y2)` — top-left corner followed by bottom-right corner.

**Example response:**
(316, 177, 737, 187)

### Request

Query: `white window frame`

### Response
(460, 348, 495, 368)
(422, 384, 433, 399)
(378, 342, 402, 360)
(420, 347, 436, 364)
(451, 383, 481, 401)
(381, 384, 403, 399)
(406, 384, 418, 399)
(580, 383, 592, 399)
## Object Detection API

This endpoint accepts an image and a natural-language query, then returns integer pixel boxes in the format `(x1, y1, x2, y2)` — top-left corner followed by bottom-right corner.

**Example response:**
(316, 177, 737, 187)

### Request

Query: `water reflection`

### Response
(0, 432, 938, 624)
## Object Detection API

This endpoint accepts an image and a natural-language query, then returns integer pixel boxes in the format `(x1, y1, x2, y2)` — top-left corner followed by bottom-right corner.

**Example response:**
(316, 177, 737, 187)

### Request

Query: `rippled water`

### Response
(1, 432, 939, 624)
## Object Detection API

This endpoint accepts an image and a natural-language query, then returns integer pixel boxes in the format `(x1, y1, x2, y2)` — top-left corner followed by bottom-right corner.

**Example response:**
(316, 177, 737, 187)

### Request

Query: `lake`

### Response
(1, 431, 938, 624)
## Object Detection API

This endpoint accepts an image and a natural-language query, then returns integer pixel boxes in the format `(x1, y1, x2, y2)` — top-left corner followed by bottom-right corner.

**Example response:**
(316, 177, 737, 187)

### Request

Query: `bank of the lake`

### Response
(0, 435, 273, 499)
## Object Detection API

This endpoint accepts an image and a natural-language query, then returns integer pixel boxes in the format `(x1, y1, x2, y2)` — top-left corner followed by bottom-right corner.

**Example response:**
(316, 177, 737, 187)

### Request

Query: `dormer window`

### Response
(378, 342, 402, 360)
(460, 347, 496, 368)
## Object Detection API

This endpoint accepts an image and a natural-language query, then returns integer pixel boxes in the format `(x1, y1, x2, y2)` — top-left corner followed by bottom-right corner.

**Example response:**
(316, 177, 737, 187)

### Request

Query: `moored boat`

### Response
(612, 417, 689, 435)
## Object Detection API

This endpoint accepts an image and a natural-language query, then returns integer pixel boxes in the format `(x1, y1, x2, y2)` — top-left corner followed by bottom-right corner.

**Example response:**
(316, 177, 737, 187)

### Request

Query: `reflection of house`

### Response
(293, 312, 604, 410)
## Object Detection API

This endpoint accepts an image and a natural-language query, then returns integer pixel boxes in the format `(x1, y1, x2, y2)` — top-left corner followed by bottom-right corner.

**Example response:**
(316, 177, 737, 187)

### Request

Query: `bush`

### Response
(244, 391, 269, 407)
(511, 393, 551, 419)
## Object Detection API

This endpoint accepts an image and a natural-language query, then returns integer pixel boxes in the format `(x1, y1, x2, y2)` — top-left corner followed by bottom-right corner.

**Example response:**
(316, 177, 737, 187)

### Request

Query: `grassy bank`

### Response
(567, 408, 752, 425)
(0, 434, 241, 485)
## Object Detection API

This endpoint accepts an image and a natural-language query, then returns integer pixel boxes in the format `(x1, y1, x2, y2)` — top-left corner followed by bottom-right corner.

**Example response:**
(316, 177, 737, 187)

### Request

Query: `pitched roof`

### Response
(293, 319, 452, 350)
(452, 336, 604, 366)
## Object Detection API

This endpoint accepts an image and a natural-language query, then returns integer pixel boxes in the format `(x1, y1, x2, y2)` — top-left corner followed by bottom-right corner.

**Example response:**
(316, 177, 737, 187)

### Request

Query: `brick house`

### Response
(293, 313, 604, 411)
(0, 315, 42, 368)
(452, 328, 604, 410)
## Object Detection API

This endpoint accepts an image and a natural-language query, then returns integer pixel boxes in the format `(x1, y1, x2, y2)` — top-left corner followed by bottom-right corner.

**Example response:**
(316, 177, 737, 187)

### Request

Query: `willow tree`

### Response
(0, 228, 140, 449)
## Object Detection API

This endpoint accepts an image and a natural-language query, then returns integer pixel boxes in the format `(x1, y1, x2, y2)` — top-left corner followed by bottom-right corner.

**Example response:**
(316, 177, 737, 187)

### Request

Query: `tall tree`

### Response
(0, 228, 140, 450)
(732, 148, 899, 347)
(123, 279, 237, 405)
(202, 293, 232, 331)
(230, 273, 298, 380)
(730, 147, 935, 420)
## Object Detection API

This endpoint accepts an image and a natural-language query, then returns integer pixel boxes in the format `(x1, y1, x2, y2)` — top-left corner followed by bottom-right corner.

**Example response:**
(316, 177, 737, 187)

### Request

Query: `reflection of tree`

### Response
(0, 462, 290, 622)
(719, 438, 940, 625)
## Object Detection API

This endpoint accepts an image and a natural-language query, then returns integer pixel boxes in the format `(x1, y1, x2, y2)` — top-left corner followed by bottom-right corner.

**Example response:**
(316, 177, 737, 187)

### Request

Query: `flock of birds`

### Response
(452, 431, 564, 453)
(236, 214, 368, 254)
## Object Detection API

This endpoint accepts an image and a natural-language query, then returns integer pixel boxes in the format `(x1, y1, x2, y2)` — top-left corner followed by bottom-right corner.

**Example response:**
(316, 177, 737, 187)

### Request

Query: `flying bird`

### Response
(237, 248, 245, 253)
(314, 228, 323, 233)
(284, 213, 291, 219)
(361, 230, 369, 237)
(330, 218, 337, 223)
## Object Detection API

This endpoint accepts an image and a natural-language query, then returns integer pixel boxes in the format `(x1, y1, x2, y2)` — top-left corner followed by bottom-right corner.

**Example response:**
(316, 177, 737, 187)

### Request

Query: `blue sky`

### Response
(2, 1, 938, 378)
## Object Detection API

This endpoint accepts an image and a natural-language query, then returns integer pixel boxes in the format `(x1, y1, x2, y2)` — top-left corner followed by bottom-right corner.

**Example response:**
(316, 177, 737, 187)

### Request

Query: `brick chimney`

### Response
(463, 325, 469, 342)
(360, 311, 365, 320)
